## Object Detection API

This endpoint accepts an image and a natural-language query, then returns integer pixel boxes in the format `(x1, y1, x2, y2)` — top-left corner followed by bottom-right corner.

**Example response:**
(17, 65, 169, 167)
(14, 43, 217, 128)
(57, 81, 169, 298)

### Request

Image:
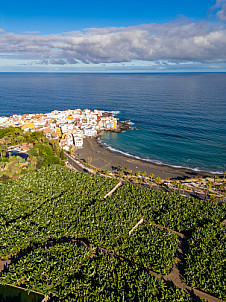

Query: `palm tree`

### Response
(205, 181, 213, 201)
(127, 168, 132, 176)
(154, 176, 162, 190)
(0, 162, 5, 171)
(141, 171, 146, 177)
(149, 173, 154, 182)
(30, 157, 38, 170)
(198, 177, 203, 189)
(133, 177, 137, 183)
(182, 184, 187, 195)
(119, 171, 124, 178)
(87, 156, 92, 165)
(135, 171, 141, 177)
(2, 137, 11, 149)
(0, 145, 7, 158)
(104, 170, 110, 176)
(117, 165, 121, 172)
(172, 179, 178, 193)
(176, 182, 183, 196)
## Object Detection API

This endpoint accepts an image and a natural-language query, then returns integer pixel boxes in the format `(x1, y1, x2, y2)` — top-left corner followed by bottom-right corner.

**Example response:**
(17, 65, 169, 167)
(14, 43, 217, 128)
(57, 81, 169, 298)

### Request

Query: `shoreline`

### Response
(77, 136, 216, 179)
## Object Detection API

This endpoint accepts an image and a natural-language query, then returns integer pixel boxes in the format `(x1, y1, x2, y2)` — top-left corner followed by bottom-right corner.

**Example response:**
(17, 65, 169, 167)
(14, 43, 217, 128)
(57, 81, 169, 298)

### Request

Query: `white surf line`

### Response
(103, 181, 122, 199)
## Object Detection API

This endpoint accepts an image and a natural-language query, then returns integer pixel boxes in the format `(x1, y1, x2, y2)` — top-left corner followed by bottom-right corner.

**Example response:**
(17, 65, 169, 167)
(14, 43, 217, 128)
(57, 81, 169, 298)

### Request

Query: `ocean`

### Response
(0, 72, 225, 173)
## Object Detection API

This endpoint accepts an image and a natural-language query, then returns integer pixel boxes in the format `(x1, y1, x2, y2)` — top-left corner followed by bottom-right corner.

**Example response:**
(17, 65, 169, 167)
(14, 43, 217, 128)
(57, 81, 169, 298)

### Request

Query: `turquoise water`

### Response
(0, 73, 225, 172)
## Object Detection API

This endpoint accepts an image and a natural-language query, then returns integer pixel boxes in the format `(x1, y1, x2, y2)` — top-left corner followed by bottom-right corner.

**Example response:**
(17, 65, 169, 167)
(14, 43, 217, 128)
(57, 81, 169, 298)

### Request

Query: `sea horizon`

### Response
(1, 71, 226, 74)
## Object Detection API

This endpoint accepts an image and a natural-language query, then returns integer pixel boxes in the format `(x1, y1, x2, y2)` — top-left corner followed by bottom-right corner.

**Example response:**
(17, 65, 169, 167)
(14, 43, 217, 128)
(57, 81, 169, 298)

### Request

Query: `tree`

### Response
(141, 171, 146, 177)
(2, 137, 11, 148)
(87, 156, 92, 165)
(205, 181, 213, 201)
(154, 176, 162, 190)
(149, 173, 154, 181)
(172, 179, 178, 193)
(127, 168, 132, 176)
(75, 152, 80, 160)
(182, 184, 187, 195)
(0, 145, 7, 158)
(133, 177, 137, 183)
(135, 171, 141, 177)
(209, 193, 218, 205)
(116, 165, 121, 171)
(60, 149, 66, 160)
(176, 182, 183, 196)
(70, 145, 76, 156)
(104, 170, 110, 176)
(0, 162, 5, 170)
(30, 157, 38, 170)
(119, 171, 124, 178)
(198, 177, 203, 188)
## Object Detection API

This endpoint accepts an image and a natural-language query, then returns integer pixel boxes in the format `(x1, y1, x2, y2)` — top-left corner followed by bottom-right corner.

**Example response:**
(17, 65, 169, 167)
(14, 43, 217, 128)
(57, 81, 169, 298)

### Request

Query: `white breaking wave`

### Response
(110, 111, 120, 115)
(97, 137, 223, 174)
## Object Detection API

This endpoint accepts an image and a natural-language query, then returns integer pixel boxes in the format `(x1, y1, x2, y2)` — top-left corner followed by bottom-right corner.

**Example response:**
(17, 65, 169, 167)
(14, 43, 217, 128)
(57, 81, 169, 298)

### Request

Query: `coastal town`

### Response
(0, 108, 119, 151)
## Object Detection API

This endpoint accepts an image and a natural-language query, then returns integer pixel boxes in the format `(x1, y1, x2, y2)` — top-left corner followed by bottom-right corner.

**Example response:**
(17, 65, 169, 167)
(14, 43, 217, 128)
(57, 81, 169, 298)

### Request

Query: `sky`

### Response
(0, 0, 226, 72)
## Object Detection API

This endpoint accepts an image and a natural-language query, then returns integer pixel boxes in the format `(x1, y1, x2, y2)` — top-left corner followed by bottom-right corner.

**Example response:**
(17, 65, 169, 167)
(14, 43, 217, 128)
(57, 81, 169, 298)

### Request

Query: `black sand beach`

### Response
(77, 137, 214, 179)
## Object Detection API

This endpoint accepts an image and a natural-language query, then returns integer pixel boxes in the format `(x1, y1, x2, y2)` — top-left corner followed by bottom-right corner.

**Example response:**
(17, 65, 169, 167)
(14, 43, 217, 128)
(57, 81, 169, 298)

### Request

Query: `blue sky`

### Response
(0, 0, 226, 72)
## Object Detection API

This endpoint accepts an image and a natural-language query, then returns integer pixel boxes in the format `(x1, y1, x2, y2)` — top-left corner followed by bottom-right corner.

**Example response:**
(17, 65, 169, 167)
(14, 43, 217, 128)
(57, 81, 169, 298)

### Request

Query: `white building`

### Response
(74, 137, 83, 148)
(83, 128, 97, 137)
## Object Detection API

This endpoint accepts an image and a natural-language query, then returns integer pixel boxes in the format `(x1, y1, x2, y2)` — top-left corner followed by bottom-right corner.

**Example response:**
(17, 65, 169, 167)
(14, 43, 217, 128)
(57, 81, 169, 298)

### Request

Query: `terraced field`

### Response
(0, 165, 225, 301)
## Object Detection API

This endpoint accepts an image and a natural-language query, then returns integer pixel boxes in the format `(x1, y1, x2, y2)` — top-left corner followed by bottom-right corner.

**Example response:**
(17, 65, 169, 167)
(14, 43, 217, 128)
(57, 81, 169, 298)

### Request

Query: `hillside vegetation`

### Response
(0, 127, 66, 182)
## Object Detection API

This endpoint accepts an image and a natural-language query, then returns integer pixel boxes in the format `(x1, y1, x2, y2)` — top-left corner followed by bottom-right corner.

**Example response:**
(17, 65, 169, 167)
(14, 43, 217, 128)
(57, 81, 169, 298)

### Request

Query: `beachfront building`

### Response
(74, 137, 83, 148)
(83, 128, 97, 137)
(99, 116, 117, 130)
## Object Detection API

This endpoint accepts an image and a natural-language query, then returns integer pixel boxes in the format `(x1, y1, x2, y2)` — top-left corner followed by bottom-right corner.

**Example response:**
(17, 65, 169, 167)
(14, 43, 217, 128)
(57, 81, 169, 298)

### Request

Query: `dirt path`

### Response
(103, 181, 122, 199)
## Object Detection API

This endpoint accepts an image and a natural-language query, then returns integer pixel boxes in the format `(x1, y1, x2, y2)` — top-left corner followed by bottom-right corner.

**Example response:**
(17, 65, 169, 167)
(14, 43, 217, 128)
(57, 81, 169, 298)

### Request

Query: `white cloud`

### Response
(210, 0, 226, 21)
(0, 17, 226, 66)
(217, 4, 226, 20)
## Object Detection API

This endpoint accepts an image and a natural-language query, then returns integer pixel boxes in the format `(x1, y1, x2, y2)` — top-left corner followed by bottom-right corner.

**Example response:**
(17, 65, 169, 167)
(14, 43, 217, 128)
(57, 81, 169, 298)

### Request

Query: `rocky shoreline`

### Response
(110, 121, 132, 133)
